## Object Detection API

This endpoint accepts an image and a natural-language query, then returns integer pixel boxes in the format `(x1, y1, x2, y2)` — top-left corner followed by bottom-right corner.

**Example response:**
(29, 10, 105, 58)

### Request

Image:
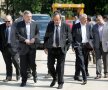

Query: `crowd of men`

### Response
(0, 10, 108, 89)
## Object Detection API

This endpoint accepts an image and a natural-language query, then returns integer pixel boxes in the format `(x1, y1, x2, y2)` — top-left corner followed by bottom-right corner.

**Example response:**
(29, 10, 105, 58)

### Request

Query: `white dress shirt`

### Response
(7, 27, 11, 44)
(81, 23, 88, 43)
(75, 19, 80, 24)
(53, 22, 61, 47)
(26, 23, 31, 40)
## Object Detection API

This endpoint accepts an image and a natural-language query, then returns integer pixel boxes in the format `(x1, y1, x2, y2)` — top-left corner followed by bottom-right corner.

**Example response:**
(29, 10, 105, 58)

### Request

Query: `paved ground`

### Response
(0, 49, 108, 90)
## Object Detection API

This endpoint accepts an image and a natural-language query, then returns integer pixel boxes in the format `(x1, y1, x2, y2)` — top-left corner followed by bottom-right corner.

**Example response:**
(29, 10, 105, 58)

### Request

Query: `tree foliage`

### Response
(2, 0, 108, 18)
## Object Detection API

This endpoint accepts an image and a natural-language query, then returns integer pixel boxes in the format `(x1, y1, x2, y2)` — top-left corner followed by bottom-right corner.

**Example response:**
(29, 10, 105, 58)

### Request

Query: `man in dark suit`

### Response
(44, 12, 72, 89)
(14, 14, 32, 79)
(92, 15, 107, 79)
(0, 15, 20, 82)
(16, 10, 39, 87)
(72, 14, 93, 85)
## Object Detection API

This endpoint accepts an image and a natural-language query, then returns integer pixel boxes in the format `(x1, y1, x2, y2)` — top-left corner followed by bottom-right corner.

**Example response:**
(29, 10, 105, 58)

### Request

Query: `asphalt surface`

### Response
(0, 49, 108, 90)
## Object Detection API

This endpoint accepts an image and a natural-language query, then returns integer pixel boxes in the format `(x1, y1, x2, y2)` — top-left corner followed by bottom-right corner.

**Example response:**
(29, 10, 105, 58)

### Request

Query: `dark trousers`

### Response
(20, 49, 37, 83)
(48, 48, 66, 84)
(82, 44, 90, 74)
(74, 45, 87, 81)
(47, 56, 57, 74)
(95, 43, 108, 75)
(2, 48, 20, 78)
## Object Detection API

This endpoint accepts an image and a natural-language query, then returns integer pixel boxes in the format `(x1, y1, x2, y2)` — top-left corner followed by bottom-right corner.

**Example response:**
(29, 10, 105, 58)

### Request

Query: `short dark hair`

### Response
(87, 16, 91, 22)
(52, 10, 62, 19)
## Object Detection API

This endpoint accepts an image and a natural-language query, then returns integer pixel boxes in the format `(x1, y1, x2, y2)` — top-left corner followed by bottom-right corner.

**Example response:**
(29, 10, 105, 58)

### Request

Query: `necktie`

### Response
(55, 25, 59, 47)
(5, 28, 9, 41)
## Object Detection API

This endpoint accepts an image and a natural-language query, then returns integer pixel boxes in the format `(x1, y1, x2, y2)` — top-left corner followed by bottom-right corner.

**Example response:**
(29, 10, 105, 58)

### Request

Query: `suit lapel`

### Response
(30, 21, 33, 39)
(78, 23, 82, 39)
(86, 24, 90, 39)
(51, 22, 55, 36)
(95, 24, 99, 33)
(23, 21, 27, 38)
(60, 23, 63, 40)
(79, 23, 82, 35)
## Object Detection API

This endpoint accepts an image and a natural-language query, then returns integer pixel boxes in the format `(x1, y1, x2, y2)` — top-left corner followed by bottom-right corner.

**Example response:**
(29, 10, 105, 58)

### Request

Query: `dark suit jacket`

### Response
(72, 22, 93, 48)
(0, 23, 5, 51)
(16, 20, 39, 55)
(0, 23, 19, 55)
(0, 23, 8, 52)
(10, 23, 19, 54)
(44, 21, 72, 54)
(92, 24, 101, 49)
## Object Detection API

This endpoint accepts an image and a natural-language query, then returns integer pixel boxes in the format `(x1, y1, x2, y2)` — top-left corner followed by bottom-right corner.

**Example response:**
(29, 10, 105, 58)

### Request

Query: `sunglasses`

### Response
(5, 21, 10, 23)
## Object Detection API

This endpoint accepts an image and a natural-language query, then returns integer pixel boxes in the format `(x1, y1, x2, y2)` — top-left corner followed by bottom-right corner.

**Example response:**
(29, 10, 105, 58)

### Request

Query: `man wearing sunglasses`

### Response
(0, 15, 20, 82)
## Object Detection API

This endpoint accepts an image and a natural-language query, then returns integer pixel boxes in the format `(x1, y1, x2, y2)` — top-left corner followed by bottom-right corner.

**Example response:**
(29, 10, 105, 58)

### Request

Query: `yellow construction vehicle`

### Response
(52, 3, 85, 20)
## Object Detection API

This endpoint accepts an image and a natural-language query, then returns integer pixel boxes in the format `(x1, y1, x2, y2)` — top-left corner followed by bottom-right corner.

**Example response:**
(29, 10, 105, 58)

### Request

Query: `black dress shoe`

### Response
(16, 75, 20, 81)
(20, 82, 26, 87)
(3, 77, 12, 82)
(94, 75, 101, 79)
(81, 80, 87, 85)
(33, 76, 37, 83)
(50, 79, 56, 87)
(86, 73, 90, 76)
(74, 77, 82, 81)
(57, 84, 63, 89)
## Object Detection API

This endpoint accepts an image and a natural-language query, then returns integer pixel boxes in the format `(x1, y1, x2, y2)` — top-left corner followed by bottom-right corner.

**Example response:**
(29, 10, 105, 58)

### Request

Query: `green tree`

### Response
(72, 0, 108, 15)
(3, 0, 41, 19)
(40, 0, 53, 15)
(2, 0, 108, 18)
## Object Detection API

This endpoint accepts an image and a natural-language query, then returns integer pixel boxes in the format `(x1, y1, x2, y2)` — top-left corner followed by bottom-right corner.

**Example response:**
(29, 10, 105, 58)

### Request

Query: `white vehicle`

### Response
(61, 15, 65, 22)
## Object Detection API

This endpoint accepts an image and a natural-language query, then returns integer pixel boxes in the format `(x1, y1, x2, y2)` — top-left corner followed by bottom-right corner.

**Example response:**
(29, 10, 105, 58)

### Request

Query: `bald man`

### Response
(0, 15, 20, 82)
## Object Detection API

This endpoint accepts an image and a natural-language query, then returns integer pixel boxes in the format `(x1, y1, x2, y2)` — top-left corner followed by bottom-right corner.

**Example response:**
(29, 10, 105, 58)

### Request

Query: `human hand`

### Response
(44, 49, 48, 55)
(30, 38, 35, 44)
(25, 39, 31, 45)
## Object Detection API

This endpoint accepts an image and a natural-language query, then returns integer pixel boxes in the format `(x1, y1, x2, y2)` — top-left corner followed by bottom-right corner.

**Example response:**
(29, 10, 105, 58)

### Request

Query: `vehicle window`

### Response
(32, 16, 51, 21)
(0, 18, 4, 24)
(38, 22, 48, 30)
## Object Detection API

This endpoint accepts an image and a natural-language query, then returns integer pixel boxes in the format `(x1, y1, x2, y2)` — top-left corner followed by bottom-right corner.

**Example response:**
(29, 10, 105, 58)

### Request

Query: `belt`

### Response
(53, 47, 61, 49)
(81, 42, 89, 46)
(7, 43, 11, 47)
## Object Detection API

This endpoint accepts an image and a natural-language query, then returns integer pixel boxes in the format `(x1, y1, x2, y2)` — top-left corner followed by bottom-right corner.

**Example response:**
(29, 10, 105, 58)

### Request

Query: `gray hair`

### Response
(23, 10, 32, 16)
(52, 11, 62, 19)
(79, 13, 87, 19)
(96, 15, 103, 19)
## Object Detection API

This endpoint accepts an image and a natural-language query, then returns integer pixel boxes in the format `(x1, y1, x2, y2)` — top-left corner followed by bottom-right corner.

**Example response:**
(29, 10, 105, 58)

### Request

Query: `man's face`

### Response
(5, 17, 12, 27)
(23, 13, 32, 23)
(80, 16, 87, 25)
(96, 17, 103, 25)
(53, 15, 61, 26)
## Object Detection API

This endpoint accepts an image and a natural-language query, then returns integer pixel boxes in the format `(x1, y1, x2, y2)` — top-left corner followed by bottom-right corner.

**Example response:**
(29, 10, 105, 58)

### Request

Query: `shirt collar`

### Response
(25, 21, 31, 25)
(98, 21, 106, 26)
(80, 22, 86, 26)
(6, 26, 11, 29)
(55, 22, 61, 27)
